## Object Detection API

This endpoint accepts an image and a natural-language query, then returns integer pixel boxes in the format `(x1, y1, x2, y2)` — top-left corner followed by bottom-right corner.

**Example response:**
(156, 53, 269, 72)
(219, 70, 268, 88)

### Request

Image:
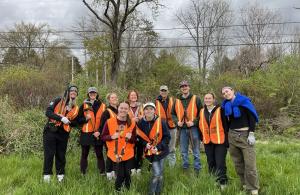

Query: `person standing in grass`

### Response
(99, 92, 119, 180)
(43, 85, 79, 182)
(198, 93, 229, 190)
(221, 86, 259, 195)
(127, 90, 144, 175)
(77, 87, 106, 175)
(101, 102, 136, 191)
(171, 80, 202, 175)
(137, 102, 170, 195)
(155, 85, 177, 167)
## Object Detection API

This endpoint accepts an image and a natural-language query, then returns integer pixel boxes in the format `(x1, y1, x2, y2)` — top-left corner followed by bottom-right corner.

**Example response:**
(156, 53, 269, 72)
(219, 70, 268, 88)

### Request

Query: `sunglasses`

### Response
(180, 85, 188, 88)
(160, 89, 167, 92)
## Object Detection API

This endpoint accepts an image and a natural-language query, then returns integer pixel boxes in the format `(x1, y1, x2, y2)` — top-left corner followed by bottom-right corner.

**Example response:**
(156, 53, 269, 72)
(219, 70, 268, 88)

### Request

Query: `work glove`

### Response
(247, 132, 256, 145)
(61, 117, 70, 124)
(146, 143, 152, 150)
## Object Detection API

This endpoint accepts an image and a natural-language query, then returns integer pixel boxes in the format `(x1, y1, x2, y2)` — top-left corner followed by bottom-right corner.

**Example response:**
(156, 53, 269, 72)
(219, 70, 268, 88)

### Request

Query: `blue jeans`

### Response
(180, 126, 201, 170)
(149, 159, 164, 194)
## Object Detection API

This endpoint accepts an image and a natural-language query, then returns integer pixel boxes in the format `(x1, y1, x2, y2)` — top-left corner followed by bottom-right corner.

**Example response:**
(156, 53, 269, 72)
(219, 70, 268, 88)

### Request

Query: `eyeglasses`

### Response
(180, 85, 188, 88)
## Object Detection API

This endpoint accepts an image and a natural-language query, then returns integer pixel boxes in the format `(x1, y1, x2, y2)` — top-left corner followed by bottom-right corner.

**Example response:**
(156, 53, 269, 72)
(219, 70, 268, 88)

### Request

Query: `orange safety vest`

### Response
(137, 117, 163, 156)
(128, 104, 143, 119)
(199, 107, 225, 144)
(107, 108, 117, 118)
(50, 100, 79, 132)
(175, 95, 198, 122)
(155, 98, 175, 128)
(82, 102, 106, 133)
(106, 117, 136, 162)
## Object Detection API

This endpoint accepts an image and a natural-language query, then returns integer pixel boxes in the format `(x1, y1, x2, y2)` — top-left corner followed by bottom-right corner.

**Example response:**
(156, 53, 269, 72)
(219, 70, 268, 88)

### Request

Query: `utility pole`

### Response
(71, 56, 74, 82)
(96, 62, 99, 87)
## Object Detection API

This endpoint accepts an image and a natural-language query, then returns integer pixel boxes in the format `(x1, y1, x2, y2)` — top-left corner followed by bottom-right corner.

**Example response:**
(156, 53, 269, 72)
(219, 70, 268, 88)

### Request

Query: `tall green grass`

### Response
(0, 137, 300, 195)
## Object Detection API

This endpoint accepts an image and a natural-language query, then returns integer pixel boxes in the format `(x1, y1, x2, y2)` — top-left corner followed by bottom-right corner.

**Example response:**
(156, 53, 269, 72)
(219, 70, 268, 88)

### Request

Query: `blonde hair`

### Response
(106, 92, 117, 101)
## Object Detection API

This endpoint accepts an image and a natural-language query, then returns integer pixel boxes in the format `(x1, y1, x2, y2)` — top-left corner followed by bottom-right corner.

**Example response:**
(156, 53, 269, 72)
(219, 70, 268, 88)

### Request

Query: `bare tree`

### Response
(82, 0, 160, 85)
(176, 0, 231, 82)
(122, 17, 158, 88)
(0, 22, 54, 69)
(237, 3, 282, 73)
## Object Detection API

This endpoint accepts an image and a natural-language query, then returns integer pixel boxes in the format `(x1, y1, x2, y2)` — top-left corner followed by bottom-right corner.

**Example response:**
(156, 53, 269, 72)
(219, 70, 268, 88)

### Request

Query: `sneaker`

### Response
(43, 175, 51, 183)
(57, 174, 64, 182)
(220, 184, 227, 191)
(136, 168, 141, 175)
(106, 172, 113, 180)
(112, 171, 116, 179)
(251, 190, 258, 195)
(131, 169, 136, 176)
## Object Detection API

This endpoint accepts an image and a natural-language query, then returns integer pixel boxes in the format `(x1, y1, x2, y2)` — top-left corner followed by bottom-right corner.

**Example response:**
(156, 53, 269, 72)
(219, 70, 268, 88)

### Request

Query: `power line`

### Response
(1, 21, 300, 34)
(1, 41, 300, 50)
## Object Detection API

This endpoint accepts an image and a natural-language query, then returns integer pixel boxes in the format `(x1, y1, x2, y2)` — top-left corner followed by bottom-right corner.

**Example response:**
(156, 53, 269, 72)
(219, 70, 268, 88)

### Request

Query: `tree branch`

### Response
(82, 0, 112, 28)
(104, 0, 114, 27)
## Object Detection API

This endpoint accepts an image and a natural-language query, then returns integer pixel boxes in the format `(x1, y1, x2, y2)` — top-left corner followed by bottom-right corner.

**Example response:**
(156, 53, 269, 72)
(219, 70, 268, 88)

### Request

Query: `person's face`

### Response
(222, 88, 235, 100)
(204, 94, 214, 107)
(144, 106, 155, 119)
(109, 93, 119, 106)
(69, 90, 78, 99)
(160, 89, 169, 98)
(89, 92, 97, 100)
(118, 102, 129, 118)
(129, 92, 138, 102)
(180, 85, 190, 94)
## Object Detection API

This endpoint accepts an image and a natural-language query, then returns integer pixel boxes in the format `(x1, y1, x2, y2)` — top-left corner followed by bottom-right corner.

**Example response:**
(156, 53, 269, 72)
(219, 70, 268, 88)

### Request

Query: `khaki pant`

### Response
(228, 130, 259, 191)
(167, 128, 177, 167)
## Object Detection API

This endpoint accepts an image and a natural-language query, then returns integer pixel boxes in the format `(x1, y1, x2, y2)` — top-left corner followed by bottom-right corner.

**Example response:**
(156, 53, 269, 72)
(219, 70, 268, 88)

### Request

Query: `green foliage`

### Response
(74, 73, 129, 104)
(0, 96, 83, 154)
(127, 50, 195, 100)
(0, 66, 64, 109)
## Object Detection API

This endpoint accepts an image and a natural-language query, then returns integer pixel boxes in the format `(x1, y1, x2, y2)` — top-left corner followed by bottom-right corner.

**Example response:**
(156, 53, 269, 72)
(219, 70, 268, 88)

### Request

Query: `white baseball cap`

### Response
(143, 102, 156, 110)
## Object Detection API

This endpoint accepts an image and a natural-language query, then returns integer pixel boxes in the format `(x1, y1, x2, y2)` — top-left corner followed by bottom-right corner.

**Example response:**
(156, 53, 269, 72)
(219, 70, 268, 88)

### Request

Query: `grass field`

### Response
(0, 136, 300, 195)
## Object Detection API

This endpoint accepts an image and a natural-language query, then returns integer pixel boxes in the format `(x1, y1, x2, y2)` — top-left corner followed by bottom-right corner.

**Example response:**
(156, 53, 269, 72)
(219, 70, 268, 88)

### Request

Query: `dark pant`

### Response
(106, 157, 114, 173)
(134, 140, 144, 169)
(204, 143, 228, 185)
(80, 144, 105, 174)
(43, 129, 69, 175)
(114, 158, 134, 191)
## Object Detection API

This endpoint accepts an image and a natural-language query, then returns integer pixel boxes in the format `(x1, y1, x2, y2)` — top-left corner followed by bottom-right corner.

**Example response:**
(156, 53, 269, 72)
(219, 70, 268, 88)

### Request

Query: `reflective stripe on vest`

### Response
(129, 105, 143, 119)
(82, 103, 106, 133)
(106, 118, 135, 162)
(107, 108, 117, 118)
(199, 107, 225, 144)
(51, 100, 79, 132)
(155, 98, 175, 128)
(175, 95, 197, 122)
(137, 117, 163, 156)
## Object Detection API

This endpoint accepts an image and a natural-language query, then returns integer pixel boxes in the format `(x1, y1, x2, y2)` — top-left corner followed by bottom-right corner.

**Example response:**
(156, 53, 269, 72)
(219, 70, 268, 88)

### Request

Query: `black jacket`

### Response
(137, 116, 171, 162)
(44, 97, 77, 134)
(77, 99, 105, 146)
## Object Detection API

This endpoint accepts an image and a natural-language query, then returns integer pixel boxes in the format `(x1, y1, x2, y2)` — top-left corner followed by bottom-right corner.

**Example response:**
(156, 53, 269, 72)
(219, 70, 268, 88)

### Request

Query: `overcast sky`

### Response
(1, 0, 300, 63)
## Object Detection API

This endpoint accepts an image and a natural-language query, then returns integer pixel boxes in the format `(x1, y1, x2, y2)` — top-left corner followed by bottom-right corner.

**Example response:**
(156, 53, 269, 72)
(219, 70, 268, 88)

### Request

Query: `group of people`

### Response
(42, 80, 260, 195)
